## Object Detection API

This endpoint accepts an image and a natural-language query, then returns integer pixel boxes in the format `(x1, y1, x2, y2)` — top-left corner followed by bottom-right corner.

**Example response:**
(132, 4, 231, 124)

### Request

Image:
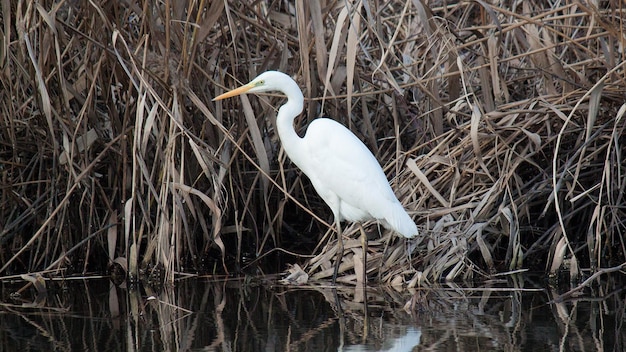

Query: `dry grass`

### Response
(1, 0, 625, 285)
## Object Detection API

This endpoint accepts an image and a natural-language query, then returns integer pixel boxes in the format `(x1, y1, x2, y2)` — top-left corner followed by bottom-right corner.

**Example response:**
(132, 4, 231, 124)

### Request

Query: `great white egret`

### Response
(213, 71, 418, 283)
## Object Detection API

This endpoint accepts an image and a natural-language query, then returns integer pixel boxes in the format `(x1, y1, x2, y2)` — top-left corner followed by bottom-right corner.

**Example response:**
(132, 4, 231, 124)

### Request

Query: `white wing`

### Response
(297, 118, 402, 223)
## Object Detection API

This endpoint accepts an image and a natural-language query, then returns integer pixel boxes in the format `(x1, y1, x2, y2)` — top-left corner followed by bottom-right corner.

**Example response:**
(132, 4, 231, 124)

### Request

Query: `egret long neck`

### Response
(275, 82, 307, 167)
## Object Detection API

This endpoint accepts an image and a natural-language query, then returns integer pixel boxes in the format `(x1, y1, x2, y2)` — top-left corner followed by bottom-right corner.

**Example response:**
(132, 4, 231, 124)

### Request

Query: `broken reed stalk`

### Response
(0, 0, 624, 286)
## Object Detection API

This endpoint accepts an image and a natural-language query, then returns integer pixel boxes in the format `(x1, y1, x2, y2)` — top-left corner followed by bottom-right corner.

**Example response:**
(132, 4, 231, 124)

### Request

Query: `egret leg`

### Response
(358, 224, 367, 287)
(332, 219, 343, 284)
(378, 232, 391, 283)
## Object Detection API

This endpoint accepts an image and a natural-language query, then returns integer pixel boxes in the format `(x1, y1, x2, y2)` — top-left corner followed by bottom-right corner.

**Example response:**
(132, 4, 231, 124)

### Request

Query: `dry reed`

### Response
(1, 1, 625, 286)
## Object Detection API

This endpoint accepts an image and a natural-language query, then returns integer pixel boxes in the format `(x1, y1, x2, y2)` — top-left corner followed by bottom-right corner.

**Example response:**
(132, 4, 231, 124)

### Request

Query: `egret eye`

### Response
(255, 80, 265, 87)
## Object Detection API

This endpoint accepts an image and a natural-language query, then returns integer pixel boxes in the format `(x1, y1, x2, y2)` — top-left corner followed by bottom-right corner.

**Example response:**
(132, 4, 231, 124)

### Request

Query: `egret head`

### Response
(213, 71, 295, 101)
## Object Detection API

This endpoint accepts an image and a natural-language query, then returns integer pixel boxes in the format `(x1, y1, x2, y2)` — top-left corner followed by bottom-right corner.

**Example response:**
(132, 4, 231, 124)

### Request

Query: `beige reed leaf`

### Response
(346, 0, 363, 118)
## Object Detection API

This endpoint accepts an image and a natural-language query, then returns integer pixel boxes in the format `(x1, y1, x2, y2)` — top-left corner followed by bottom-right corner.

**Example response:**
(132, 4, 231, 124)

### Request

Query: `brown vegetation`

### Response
(1, 0, 625, 285)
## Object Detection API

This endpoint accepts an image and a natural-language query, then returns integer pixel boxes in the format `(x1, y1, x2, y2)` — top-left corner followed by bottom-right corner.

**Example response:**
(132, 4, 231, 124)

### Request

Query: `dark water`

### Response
(0, 275, 623, 351)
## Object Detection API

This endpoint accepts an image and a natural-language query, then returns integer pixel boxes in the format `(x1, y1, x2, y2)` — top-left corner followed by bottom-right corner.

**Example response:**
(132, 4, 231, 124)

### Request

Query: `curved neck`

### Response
(275, 81, 306, 166)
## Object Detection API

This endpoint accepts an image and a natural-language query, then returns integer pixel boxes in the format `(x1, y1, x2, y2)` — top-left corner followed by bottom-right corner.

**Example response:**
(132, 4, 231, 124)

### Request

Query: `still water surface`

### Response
(0, 275, 623, 351)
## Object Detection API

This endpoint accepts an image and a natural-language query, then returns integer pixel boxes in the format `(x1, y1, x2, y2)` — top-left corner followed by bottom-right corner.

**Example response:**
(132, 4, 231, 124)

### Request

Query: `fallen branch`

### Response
(551, 262, 626, 303)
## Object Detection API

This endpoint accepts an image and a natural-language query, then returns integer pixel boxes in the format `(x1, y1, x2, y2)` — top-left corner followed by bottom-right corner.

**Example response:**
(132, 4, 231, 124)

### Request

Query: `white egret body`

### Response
(214, 71, 418, 282)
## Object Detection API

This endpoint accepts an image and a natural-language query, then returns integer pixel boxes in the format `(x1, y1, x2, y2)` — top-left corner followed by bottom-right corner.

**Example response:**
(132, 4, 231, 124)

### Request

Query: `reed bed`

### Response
(0, 0, 625, 285)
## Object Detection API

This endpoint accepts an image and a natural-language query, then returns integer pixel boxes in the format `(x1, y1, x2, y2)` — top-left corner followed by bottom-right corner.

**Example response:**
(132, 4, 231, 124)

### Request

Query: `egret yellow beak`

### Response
(213, 83, 254, 101)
